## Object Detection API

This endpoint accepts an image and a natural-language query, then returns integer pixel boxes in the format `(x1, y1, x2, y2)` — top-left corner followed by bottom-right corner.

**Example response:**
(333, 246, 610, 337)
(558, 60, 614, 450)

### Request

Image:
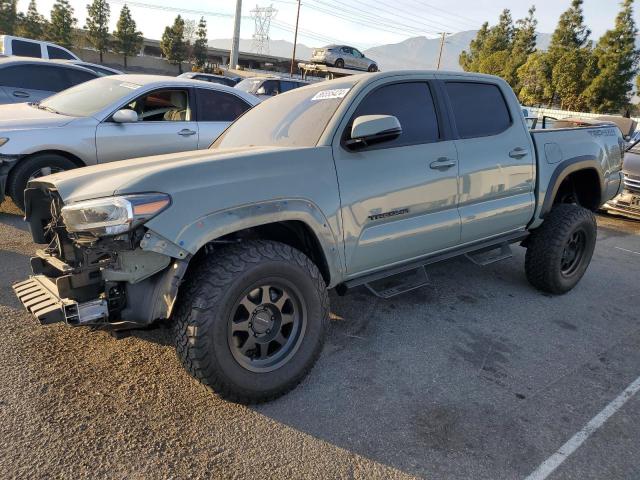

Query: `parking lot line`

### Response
(524, 375, 640, 480)
(614, 246, 640, 256)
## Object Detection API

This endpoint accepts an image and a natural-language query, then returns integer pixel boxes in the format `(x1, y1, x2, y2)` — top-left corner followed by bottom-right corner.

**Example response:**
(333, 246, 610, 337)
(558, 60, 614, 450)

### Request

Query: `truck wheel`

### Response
(525, 204, 597, 294)
(7, 154, 77, 211)
(334, 58, 344, 68)
(173, 240, 329, 403)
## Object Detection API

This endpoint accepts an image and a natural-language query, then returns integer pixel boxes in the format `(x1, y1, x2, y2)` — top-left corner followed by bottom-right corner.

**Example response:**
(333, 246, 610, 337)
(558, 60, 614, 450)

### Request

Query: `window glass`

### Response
(0, 65, 67, 91)
(347, 82, 439, 147)
(197, 89, 250, 122)
(11, 39, 41, 57)
(124, 89, 191, 121)
(47, 46, 75, 60)
(80, 64, 116, 77)
(63, 68, 96, 87)
(40, 77, 140, 116)
(213, 81, 352, 149)
(445, 82, 511, 138)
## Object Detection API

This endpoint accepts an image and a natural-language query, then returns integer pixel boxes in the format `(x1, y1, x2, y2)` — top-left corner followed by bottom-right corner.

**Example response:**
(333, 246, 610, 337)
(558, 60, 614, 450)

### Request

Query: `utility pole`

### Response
(230, 0, 242, 69)
(289, 0, 301, 77)
(436, 32, 449, 70)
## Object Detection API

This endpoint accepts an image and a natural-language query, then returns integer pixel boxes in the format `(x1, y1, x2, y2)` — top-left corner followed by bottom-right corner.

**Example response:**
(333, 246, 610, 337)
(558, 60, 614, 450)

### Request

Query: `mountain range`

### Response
(209, 30, 553, 71)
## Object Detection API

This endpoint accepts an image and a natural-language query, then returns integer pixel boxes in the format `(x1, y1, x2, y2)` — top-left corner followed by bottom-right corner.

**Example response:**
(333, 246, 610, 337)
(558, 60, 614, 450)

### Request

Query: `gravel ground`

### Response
(1, 198, 639, 479)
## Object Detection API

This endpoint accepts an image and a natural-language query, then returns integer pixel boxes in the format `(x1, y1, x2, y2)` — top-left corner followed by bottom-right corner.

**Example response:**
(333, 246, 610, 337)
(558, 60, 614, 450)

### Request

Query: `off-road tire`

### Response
(525, 204, 597, 294)
(172, 240, 329, 403)
(7, 154, 77, 210)
(334, 58, 345, 68)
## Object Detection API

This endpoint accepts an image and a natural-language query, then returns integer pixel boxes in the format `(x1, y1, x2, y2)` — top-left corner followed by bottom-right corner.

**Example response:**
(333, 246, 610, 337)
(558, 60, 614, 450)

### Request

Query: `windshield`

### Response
(212, 82, 353, 149)
(38, 77, 142, 117)
(235, 78, 264, 94)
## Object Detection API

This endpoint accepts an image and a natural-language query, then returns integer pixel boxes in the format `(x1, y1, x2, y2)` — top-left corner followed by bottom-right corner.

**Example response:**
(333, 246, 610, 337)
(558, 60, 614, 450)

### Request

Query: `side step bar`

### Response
(338, 231, 528, 297)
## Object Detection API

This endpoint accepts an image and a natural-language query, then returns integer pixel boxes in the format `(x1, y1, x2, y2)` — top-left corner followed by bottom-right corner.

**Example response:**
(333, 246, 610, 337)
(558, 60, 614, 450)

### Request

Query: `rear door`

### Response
(340, 47, 355, 68)
(195, 88, 252, 147)
(351, 48, 367, 70)
(332, 79, 460, 275)
(95, 87, 199, 162)
(442, 79, 535, 243)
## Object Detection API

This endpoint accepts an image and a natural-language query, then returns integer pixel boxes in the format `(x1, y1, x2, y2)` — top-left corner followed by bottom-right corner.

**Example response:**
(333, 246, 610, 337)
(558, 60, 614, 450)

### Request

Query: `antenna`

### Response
(250, 4, 277, 55)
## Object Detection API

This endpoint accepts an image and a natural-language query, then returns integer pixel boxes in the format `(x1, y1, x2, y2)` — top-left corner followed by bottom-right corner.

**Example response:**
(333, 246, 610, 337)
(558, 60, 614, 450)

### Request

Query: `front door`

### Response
(332, 80, 460, 276)
(442, 80, 535, 243)
(96, 88, 199, 163)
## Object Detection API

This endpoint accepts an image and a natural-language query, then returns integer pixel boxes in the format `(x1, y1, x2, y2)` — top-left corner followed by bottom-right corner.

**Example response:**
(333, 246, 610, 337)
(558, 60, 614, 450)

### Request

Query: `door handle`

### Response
(509, 147, 528, 159)
(429, 157, 456, 170)
(178, 128, 196, 137)
(13, 91, 29, 98)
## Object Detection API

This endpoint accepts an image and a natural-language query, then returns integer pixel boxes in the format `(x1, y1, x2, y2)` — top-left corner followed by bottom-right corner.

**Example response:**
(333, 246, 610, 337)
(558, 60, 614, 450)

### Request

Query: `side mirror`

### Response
(346, 114, 402, 149)
(112, 109, 138, 123)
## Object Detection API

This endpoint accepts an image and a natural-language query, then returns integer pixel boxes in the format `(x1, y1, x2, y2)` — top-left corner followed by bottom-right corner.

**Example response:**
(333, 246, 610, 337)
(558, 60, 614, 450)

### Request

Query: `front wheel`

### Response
(525, 204, 597, 294)
(368, 64, 378, 72)
(7, 154, 77, 211)
(172, 240, 329, 403)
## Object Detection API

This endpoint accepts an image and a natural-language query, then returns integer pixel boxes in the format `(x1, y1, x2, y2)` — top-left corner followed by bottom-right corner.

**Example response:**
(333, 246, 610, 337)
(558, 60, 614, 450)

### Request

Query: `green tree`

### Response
(460, 22, 489, 72)
(192, 16, 208, 69)
(48, 0, 76, 49)
(113, 5, 142, 68)
(505, 7, 537, 95)
(16, 0, 47, 39)
(583, 0, 640, 113)
(545, 0, 594, 107)
(85, 0, 110, 62)
(460, 10, 514, 73)
(547, 0, 591, 58)
(161, 15, 187, 73)
(517, 51, 552, 106)
(0, 0, 18, 34)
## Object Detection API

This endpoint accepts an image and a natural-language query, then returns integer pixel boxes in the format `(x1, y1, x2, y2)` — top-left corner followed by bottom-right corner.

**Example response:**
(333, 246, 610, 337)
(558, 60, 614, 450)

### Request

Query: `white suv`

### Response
(0, 35, 79, 61)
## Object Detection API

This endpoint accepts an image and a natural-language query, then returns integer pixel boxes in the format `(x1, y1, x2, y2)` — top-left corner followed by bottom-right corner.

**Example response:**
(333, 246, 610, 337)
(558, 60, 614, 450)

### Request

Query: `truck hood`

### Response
(0, 102, 77, 130)
(30, 146, 298, 203)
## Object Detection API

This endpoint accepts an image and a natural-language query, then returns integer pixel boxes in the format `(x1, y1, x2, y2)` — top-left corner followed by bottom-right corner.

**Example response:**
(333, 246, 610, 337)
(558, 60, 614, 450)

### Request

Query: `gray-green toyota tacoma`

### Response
(13, 71, 624, 403)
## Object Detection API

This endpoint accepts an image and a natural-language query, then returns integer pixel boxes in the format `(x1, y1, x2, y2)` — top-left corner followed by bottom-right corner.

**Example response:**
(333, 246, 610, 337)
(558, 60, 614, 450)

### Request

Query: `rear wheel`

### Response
(7, 154, 77, 210)
(173, 240, 329, 403)
(525, 204, 597, 294)
(334, 58, 344, 68)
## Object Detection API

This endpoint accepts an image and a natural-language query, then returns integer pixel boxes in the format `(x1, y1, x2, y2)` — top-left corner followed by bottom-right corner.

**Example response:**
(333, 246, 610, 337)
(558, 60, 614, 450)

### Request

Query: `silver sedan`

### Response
(310, 44, 378, 71)
(0, 74, 260, 209)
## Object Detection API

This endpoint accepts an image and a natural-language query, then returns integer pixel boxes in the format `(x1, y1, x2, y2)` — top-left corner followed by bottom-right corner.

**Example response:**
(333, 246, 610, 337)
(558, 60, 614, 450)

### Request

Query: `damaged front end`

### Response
(13, 186, 189, 329)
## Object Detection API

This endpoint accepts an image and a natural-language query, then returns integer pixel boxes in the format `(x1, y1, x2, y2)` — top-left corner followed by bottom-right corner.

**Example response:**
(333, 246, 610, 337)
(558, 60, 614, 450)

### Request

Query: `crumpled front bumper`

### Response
(13, 275, 108, 325)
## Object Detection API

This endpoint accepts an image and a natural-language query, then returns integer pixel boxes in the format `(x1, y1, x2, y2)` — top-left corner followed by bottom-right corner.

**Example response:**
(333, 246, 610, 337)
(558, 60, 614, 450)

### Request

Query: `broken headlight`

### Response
(61, 193, 170, 236)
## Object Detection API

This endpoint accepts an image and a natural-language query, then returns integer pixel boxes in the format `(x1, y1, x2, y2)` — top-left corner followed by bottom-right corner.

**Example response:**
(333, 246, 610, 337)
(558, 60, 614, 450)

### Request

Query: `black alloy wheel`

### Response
(228, 281, 306, 373)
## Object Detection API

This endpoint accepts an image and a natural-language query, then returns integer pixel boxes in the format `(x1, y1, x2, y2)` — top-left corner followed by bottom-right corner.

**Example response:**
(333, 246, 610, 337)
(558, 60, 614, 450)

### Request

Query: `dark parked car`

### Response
(0, 57, 98, 105)
(178, 72, 240, 87)
(235, 76, 309, 99)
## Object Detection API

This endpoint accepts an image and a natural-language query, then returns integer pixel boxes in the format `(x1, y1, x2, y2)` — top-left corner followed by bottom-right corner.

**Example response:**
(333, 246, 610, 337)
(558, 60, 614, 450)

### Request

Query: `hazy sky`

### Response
(17, 0, 638, 50)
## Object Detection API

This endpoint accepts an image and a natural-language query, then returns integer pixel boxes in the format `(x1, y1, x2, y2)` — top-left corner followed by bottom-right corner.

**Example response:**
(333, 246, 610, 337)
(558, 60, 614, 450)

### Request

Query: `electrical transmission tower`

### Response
(250, 4, 277, 55)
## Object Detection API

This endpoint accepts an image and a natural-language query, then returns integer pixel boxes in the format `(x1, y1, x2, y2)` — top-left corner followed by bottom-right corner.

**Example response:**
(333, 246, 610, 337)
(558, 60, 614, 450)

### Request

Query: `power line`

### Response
(305, 0, 440, 38)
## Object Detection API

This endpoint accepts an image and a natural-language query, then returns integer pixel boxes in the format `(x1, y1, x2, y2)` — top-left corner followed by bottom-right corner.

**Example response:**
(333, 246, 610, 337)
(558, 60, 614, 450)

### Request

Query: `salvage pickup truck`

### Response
(14, 71, 624, 403)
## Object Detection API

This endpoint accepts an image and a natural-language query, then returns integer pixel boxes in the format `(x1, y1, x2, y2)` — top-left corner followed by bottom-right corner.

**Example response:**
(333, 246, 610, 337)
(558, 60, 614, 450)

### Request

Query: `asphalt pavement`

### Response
(1, 198, 639, 479)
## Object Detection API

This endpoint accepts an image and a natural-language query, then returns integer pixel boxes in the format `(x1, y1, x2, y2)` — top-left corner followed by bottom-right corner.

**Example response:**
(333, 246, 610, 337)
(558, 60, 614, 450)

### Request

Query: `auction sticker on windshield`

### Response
(311, 88, 350, 101)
